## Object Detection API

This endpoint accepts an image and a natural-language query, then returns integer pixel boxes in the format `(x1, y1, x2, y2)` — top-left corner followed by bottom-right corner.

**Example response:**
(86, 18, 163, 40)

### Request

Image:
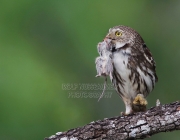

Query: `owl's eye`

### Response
(115, 31, 122, 36)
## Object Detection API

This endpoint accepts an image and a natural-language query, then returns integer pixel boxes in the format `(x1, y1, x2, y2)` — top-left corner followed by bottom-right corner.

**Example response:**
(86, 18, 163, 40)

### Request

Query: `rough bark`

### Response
(45, 101, 180, 140)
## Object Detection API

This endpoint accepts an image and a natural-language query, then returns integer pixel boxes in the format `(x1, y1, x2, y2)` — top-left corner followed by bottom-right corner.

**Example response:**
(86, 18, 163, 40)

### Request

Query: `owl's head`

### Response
(104, 25, 144, 50)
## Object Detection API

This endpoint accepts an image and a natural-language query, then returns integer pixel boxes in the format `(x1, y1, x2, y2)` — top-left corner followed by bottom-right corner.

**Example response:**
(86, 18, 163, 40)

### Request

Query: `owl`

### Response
(96, 25, 158, 115)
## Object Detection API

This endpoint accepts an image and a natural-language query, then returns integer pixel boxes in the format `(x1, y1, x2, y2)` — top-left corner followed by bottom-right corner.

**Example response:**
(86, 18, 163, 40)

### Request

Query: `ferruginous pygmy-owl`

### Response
(95, 25, 158, 115)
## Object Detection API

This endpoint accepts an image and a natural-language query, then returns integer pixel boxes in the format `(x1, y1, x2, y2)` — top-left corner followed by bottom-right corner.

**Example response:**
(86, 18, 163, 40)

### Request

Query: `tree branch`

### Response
(45, 101, 180, 140)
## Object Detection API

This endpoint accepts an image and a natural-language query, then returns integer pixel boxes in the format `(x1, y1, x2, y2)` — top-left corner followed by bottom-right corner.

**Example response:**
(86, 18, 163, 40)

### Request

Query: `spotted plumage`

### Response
(96, 25, 158, 115)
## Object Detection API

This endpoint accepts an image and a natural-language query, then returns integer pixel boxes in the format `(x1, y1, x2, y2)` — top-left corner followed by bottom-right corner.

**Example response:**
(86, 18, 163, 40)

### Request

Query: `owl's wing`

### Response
(142, 44, 158, 83)
(128, 43, 158, 85)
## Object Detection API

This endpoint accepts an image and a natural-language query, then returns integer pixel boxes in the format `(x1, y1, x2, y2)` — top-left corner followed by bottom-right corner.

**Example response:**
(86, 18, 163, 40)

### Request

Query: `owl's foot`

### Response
(133, 94, 147, 106)
(120, 112, 125, 116)
(132, 94, 147, 112)
(120, 111, 134, 116)
(121, 105, 134, 116)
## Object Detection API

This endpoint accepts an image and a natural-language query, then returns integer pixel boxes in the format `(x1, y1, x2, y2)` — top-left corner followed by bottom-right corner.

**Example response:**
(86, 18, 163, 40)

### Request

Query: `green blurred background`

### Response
(1, 0, 180, 139)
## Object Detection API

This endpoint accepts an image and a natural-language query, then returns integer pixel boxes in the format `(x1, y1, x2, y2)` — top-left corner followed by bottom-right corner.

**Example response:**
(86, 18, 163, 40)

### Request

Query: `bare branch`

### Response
(45, 101, 180, 140)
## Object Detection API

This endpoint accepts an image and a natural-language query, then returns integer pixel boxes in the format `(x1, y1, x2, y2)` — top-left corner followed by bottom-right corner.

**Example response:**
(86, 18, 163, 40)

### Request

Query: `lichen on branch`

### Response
(45, 101, 180, 140)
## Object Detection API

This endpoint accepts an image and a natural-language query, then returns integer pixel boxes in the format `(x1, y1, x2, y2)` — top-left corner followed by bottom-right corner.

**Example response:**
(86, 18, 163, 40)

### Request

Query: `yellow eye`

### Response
(115, 31, 122, 36)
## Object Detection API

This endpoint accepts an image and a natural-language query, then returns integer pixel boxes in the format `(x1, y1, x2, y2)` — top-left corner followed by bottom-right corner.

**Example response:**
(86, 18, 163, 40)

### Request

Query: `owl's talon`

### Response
(132, 94, 147, 112)
(133, 94, 148, 106)
(120, 110, 134, 116)
(121, 112, 130, 116)
(120, 112, 125, 116)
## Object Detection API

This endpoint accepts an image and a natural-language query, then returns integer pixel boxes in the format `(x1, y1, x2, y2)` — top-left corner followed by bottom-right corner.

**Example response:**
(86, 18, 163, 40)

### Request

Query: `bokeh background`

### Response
(1, 0, 180, 140)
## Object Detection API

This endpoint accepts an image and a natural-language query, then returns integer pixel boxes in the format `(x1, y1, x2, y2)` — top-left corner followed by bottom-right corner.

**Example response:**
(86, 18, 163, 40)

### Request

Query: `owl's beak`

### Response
(103, 37, 116, 52)
(103, 37, 110, 42)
